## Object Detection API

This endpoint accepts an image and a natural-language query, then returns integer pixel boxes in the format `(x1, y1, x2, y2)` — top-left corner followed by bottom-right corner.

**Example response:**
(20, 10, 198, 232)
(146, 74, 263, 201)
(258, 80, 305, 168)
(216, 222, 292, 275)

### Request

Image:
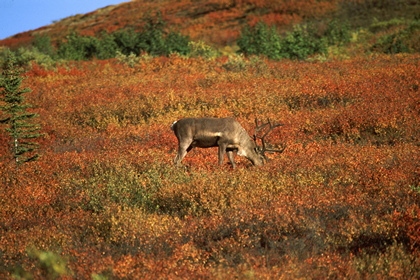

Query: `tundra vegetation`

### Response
(0, 52, 418, 279)
(0, 0, 419, 279)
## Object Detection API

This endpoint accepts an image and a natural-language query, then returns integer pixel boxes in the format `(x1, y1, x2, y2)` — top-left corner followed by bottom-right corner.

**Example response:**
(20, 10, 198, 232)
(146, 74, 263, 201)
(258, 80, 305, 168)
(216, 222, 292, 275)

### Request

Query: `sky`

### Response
(0, 0, 130, 40)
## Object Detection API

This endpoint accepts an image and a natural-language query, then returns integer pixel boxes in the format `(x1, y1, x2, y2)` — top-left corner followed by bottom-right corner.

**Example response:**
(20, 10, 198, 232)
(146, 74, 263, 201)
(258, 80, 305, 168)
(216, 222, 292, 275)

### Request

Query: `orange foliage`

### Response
(1, 0, 340, 48)
(0, 53, 419, 278)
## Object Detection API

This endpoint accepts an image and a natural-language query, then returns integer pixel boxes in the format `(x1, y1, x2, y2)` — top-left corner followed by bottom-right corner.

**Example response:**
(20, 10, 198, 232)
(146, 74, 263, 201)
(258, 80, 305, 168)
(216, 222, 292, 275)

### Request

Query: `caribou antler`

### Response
(253, 118, 286, 160)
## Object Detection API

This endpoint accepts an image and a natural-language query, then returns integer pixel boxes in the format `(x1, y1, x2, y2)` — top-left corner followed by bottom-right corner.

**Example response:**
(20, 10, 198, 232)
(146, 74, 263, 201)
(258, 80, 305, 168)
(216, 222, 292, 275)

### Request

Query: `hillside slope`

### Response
(0, 53, 419, 279)
(2, 0, 419, 49)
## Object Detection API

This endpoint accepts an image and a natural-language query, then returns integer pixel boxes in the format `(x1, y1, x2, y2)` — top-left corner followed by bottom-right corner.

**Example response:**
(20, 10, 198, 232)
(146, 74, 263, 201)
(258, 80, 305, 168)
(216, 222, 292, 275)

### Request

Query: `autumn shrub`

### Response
(187, 41, 219, 59)
(352, 243, 418, 278)
(371, 19, 420, 54)
(222, 54, 249, 72)
(115, 51, 140, 68)
(67, 94, 163, 131)
(65, 159, 161, 213)
(337, 0, 419, 28)
(1, 54, 419, 279)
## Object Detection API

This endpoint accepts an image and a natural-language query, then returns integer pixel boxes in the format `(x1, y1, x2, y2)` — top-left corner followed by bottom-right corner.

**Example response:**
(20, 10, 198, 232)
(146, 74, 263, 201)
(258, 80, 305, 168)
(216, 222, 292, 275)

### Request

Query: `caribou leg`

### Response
(226, 150, 236, 168)
(217, 142, 229, 166)
(174, 140, 193, 166)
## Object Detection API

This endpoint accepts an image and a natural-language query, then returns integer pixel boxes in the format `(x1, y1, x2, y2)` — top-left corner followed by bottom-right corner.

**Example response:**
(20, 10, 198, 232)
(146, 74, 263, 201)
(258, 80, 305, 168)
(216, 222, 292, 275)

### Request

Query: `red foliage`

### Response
(0, 0, 341, 48)
(1, 54, 419, 278)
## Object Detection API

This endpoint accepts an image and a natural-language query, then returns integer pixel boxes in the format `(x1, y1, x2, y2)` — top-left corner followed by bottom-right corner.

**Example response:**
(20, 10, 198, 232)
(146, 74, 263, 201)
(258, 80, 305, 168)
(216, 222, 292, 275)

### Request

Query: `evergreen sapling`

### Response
(0, 51, 43, 165)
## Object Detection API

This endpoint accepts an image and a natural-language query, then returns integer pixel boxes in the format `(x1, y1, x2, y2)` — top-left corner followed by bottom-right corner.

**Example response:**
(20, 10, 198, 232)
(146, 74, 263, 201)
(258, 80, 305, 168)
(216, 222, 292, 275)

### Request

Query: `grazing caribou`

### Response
(171, 117, 284, 168)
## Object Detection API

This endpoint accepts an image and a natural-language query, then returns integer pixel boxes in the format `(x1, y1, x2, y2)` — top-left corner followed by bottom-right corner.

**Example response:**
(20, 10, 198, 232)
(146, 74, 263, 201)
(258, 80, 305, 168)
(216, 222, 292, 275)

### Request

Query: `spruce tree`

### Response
(0, 51, 43, 165)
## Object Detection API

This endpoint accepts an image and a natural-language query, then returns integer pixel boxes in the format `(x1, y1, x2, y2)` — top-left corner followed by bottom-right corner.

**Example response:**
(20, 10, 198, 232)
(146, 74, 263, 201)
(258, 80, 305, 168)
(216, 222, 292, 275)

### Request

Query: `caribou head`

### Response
(171, 117, 284, 168)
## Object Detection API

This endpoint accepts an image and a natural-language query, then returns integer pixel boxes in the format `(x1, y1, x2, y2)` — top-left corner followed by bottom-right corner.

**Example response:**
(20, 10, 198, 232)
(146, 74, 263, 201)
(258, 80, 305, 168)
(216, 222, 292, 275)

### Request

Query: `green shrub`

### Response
(238, 21, 329, 60)
(32, 34, 55, 57)
(12, 249, 70, 279)
(164, 31, 191, 55)
(111, 28, 141, 56)
(0, 46, 55, 68)
(325, 19, 351, 46)
(95, 32, 120, 59)
(237, 21, 282, 59)
(280, 24, 328, 60)
(52, 15, 191, 61)
(57, 33, 101, 60)
(136, 14, 190, 56)
(111, 15, 190, 57)
(29, 249, 70, 279)
(137, 14, 167, 55)
(14, 47, 55, 67)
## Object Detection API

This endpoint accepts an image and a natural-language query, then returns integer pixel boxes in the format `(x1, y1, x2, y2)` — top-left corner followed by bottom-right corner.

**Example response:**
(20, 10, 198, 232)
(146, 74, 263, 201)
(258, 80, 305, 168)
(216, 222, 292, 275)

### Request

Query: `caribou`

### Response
(171, 117, 285, 168)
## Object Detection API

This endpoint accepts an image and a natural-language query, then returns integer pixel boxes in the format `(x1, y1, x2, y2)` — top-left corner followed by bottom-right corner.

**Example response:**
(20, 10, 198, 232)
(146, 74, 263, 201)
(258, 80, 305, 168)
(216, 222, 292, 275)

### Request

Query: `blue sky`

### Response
(0, 0, 129, 40)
